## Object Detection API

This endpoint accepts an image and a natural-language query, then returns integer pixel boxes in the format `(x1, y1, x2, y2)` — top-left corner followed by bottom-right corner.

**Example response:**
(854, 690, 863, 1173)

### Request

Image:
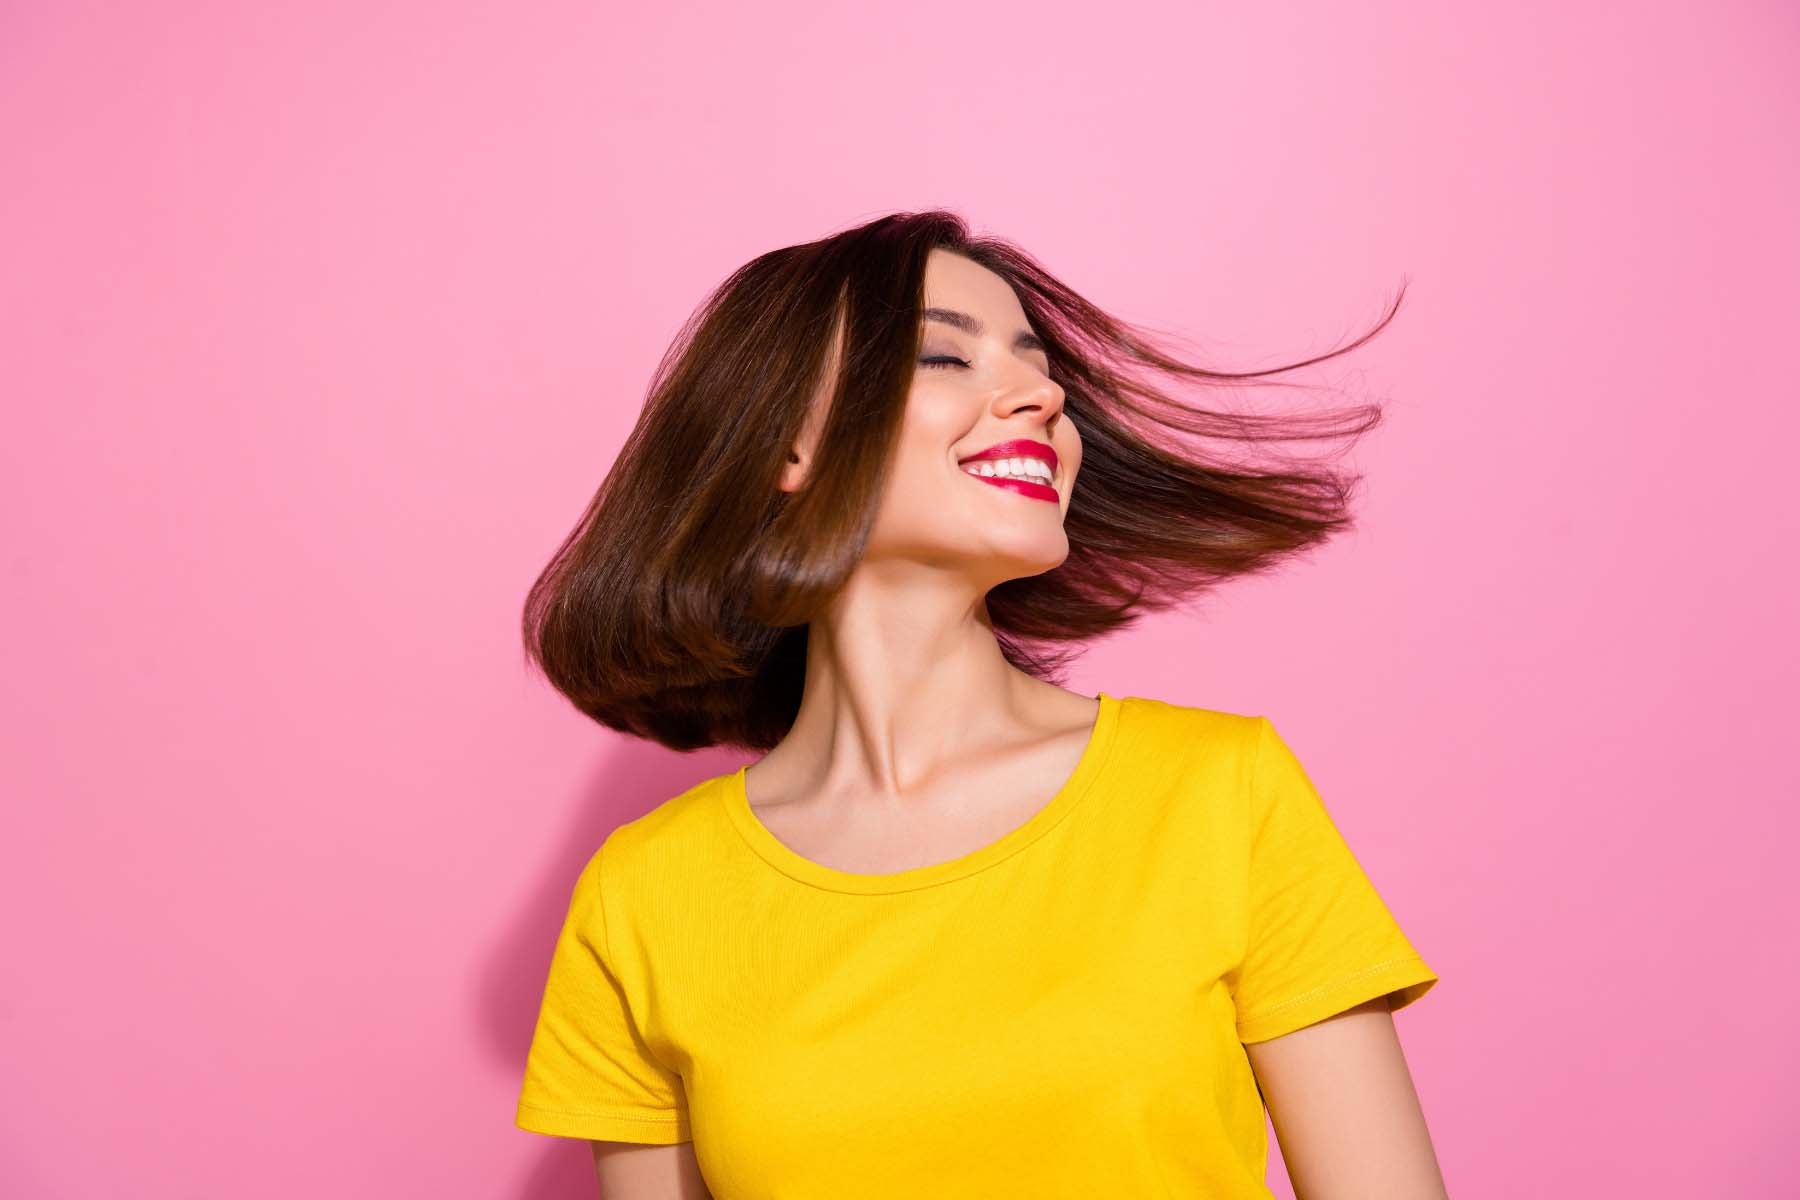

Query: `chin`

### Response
(983, 532, 1070, 576)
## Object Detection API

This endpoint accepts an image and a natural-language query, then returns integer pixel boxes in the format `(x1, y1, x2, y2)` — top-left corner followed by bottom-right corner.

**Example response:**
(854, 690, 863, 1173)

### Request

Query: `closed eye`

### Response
(918, 356, 971, 370)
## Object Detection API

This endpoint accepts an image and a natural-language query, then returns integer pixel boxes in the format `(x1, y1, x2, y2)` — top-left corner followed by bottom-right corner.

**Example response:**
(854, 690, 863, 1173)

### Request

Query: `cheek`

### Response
(900, 379, 978, 454)
(1058, 425, 1083, 479)
(885, 395, 959, 494)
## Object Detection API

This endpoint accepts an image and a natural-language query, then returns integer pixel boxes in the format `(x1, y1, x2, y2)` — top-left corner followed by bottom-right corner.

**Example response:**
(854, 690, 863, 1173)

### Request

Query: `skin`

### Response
(1247, 998, 1451, 1199)
(590, 248, 1449, 1199)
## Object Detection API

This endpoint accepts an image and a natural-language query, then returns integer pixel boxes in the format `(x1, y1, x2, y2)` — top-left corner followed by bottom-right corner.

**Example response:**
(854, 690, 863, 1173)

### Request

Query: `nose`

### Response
(996, 365, 1065, 427)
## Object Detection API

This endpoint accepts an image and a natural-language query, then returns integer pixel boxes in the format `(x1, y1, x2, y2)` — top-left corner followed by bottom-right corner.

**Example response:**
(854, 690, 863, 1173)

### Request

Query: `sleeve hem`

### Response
(515, 1100, 692, 1144)
(1235, 952, 1439, 1044)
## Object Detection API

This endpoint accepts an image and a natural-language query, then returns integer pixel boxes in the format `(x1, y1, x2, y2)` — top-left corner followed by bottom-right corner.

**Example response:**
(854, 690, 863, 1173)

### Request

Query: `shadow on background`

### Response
(482, 737, 746, 1197)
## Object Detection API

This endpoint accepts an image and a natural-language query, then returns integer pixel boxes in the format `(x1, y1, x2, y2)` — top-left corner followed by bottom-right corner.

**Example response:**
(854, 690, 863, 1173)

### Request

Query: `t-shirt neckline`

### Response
(721, 692, 1124, 895)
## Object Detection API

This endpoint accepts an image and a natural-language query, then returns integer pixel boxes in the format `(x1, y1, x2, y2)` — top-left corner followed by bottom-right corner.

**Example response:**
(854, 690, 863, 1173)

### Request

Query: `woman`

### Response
(514, 211, 1447, 1198)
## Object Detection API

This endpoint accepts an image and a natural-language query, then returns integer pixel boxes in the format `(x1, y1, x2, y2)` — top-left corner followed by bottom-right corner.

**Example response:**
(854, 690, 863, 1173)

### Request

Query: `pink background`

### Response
(4, 2, 1795, 1196)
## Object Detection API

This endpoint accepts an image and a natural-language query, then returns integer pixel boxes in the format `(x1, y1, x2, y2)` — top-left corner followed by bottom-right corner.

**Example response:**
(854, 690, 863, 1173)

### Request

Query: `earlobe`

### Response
(778, 448, 808, 493)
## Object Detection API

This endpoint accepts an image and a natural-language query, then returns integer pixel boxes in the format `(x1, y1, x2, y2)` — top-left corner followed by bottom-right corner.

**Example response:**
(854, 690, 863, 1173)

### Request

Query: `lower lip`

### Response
(963, 472, 1059, 503)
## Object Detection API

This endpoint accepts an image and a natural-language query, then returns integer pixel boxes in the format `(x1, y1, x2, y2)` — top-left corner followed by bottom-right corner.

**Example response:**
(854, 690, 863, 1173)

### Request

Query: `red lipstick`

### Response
(957, 439, 1060, 504)
(957, 439, 1059, 472)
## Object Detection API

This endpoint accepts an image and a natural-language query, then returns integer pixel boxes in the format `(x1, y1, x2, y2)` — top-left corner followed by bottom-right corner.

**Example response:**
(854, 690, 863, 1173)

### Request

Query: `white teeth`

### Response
(964, 456, 1054, 483)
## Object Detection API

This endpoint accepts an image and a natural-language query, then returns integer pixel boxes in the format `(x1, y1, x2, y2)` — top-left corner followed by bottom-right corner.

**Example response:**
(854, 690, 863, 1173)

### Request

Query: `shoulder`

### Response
(1113, 692, 1267, 762)
(1097, 693, 1275, 822)
(589, 768, 741, 897)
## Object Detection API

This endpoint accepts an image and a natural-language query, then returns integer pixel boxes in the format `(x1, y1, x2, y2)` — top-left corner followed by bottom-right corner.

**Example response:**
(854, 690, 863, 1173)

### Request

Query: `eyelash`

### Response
(919, 356, 971, 370)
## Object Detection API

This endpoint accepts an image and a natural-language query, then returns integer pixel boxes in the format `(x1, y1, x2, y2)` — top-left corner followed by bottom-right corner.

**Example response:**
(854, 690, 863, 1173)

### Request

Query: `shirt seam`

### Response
(595, 834, 614, 964)
(591, 833, 688, 1081)
(518, 1100, 685, 1123)
(1233, 952, 1430, 1022)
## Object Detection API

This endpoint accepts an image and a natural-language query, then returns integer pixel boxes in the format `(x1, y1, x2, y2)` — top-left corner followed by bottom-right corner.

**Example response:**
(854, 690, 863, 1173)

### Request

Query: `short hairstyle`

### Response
(522, 210, 1400, 752)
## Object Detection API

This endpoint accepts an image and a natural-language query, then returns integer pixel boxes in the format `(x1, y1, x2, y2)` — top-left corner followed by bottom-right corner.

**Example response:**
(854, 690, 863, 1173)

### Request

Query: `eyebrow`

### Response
(921, 307, 1048, 357)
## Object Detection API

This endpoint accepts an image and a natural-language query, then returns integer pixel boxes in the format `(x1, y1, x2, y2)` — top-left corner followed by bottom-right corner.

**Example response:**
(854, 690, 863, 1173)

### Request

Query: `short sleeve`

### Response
(1231, 717, 1440, 1044)
(515, 838, 692, 1142)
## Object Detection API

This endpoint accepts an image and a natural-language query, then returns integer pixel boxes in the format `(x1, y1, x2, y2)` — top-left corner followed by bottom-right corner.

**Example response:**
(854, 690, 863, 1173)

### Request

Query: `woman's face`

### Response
(856, 248, 1081, 590)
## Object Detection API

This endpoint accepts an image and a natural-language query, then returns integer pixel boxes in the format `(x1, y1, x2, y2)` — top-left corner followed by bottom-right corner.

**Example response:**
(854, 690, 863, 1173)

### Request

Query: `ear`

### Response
(777, 441, 812, 493)
(778, 316, 844, 494)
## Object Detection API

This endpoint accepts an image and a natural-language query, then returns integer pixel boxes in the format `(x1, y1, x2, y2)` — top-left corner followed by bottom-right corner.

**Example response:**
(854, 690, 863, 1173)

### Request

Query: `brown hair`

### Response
(522, 210, 1401, 752)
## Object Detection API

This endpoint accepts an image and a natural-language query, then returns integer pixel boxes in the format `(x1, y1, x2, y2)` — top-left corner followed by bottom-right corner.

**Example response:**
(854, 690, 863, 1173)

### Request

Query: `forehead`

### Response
(921, 249, 1028, 324)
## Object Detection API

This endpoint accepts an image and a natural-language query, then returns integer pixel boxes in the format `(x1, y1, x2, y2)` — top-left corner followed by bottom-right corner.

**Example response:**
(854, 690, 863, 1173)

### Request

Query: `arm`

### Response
(1244, 998, 1449, 1200)
(591, 1140, 711, 1199)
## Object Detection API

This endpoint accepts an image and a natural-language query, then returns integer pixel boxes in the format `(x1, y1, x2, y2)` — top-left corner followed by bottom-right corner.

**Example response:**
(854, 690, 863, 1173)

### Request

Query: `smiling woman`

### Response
(520, 211, 1397, 752)
(512, 210, 1444, 1199)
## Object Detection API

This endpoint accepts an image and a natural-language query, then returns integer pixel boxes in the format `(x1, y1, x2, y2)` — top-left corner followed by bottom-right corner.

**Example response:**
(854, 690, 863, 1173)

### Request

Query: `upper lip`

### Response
(958, 439, 1058, 473)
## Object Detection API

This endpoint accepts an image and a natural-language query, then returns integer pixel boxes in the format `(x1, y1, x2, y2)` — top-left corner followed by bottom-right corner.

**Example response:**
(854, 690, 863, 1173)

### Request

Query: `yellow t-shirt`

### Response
(515, 693, 1439, 1197)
